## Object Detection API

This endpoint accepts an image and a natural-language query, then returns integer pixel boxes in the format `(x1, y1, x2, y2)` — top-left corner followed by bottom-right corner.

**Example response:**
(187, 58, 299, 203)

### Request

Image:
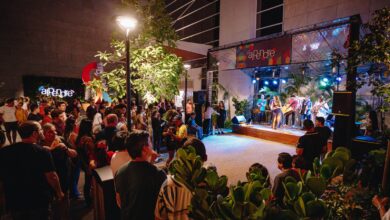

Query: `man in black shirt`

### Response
(115, 131, 165, 220)
(0, 121, 63, 220)
(272, 152, 300, 204)
(314, 117, 332, 153)
(296, 119, 323, 170)
(27, 103, 42, 123)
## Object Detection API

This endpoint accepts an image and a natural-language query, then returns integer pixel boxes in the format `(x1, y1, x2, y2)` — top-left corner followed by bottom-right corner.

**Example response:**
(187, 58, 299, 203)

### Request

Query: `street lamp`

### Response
(116, 15, 137, 131)
(184, 64, 191, 122)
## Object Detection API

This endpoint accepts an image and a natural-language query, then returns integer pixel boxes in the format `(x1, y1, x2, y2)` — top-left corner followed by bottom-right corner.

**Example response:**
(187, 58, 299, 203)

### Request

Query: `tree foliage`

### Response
(88, 0, 183, 103)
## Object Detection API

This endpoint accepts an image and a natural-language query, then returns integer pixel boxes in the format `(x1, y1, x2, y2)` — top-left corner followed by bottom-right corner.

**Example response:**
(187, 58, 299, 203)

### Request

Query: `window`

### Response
(256, 0, 283, 37)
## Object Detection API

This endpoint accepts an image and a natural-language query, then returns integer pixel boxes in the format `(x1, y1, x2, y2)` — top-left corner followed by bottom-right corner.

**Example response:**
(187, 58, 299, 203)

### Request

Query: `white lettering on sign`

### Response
(38, 86, 75, 98)
(247, 49, 276, 61)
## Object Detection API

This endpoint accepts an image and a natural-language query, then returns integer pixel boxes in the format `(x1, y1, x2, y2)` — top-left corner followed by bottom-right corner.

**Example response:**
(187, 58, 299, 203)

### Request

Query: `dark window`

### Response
(256, 0, 283, 37)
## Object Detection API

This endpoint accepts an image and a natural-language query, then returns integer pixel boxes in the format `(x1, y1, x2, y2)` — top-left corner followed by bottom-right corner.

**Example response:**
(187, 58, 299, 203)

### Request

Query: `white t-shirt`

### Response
(0, 105, 17, 122)
(92, 112, 103, 133)
(110, 151, 131, 176)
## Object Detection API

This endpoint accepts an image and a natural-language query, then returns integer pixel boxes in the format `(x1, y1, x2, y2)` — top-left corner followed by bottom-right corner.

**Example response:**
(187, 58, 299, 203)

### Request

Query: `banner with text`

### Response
(236, 35, 291, 69)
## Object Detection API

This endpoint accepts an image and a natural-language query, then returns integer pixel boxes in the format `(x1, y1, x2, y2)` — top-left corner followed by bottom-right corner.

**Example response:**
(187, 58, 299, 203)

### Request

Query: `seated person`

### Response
(187, 112, 203, 139)
(155, 137, 207, 220)
(292, 155, 307, 176)
(272, 152, 300, 204)
(249, 163, 271, 187)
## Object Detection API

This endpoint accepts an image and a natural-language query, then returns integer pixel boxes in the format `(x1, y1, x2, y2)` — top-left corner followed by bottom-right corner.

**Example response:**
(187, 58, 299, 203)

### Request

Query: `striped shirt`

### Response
(155, 175, 192, 220)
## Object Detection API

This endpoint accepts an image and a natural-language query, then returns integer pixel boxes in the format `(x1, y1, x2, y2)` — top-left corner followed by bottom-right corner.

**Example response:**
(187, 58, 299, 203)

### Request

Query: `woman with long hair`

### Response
(75, 119, 94, 206)
(271, 96, 283, 129)
(216, 101, 227, 134)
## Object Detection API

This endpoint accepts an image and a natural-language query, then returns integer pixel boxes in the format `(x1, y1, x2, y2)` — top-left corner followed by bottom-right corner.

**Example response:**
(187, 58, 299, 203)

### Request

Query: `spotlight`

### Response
(252, 79, 257, 84)
(284, 66, 289, 70)
(336, 76, 342, 82)
(281, 79, 287, 84)
(272, 80, 278, 85)
(256, 77, 260, 81)
(322, 78, 329, 82)
(264, 81, 269, 85)
(320, 81, 327, 87)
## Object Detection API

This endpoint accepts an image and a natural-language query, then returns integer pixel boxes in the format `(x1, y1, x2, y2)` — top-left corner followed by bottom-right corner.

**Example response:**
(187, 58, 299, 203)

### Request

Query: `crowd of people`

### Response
(0, 95, 388, 220)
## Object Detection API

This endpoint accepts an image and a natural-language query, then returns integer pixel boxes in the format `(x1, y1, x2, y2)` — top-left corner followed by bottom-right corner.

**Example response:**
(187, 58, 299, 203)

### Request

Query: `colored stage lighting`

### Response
(272, 80, 278, 85)
(252, 79, 257, 84)
(281, 79, 287, 84)
(322, 78, 329, 82)
(336, 76, 342, 82)
(320, 81, 327, 87)
(264, 81, 269, 85)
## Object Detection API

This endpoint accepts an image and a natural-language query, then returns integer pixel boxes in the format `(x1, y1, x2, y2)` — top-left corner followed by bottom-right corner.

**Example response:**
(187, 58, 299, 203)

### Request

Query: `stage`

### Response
(232, 124, 305, 145)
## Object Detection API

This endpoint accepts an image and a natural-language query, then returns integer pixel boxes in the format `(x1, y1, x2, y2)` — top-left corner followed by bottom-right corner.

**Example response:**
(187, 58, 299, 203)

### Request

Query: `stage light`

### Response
(336, 76, 342, 82)
(256, 77, 260, 81)
(323, 78, 329, 82)
(320, 81, 327, 87)
(281, 79, 287, 84)
(272, 80, 278, 85)
(284, 66, 289, 70)
(310, 42, 320, 50)
(264, 81, 269, 85)
(252, 79, 257, 84)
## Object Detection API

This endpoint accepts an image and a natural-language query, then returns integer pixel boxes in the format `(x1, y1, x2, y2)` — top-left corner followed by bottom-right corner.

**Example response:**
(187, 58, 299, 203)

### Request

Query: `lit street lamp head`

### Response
(116, 16, 137, 32)
(184, 64, 191, 70)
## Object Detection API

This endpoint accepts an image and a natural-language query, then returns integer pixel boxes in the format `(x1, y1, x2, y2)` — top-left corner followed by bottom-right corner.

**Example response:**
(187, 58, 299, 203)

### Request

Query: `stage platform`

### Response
(232, 124, 305, 145)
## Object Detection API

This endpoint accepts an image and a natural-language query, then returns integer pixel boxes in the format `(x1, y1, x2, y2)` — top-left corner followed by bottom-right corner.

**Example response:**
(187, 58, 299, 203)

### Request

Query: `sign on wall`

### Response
(236, 35, 292, 69)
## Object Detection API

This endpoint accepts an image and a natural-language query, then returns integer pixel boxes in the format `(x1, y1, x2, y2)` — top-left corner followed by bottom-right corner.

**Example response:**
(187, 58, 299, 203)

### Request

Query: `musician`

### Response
(300, 96, 312, 126)
(257, 94, 267, 123)
(312, 96, 329, 122)
(284, 95, 298, 127)
(270, 96, 283, 130)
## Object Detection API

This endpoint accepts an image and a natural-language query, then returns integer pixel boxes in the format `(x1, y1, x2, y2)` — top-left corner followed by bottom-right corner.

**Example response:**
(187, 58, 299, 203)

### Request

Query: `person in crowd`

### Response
(292, 155, 307, 176)
(28, 103, 43, 123)
(39, 99, 48, 117)
(0, 98, 18, 144)
(284, 95, 298, 127)
(86, 100, 97, 121)
(364, 110, 379, 136)
(270, 96, 283, 130)
(93, 133, 112, 168)
(185, 99, 194, 122)
(372, 195, 390, 220)
(98, 113, 118, 151)
(203, 102, 218, 136)
(159, 101, 167, 117)
(216, 101, 227, 134)
(56, 101, 67, 112)
(152, 110, 163, 153)
(257, 94, 267, 123)
(135, 106, 148, 130)
(110, 131, 130, 175)
(115, 131, 164, 220)
(75, 119, 95, 206)
(15, 101, 28, 125)
(249, 163, 271, 187)
(300, 96, 312, 127)
(315, 117, 332, 154)
(187, 112, 203, 139)
(42, 123, 77, 220)
(0, 121, 64, 219)
(296, 119, 322, 170)
(42, 106, 54, 125)
(312, 96, 329, 122)
(93, 104, 105, 134)
(272, 152, 300, 204)
(51, 109, 67, 136)
(70, 105, 81, 125)
(155, 137, 207, 220)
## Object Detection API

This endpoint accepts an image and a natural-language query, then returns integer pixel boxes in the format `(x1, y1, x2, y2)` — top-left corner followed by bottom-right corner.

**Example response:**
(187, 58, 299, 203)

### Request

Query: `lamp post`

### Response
(183, 64, 191, 123)
(116, 16, 137, 131)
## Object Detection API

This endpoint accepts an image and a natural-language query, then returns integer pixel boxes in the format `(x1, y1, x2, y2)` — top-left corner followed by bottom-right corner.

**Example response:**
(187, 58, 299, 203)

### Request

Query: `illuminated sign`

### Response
(38, 86, 75, 98)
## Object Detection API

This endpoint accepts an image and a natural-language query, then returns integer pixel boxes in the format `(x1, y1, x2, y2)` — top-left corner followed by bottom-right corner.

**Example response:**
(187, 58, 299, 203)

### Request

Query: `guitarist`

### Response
(312, 96, 329, 122)
(284, 95, 298, 127)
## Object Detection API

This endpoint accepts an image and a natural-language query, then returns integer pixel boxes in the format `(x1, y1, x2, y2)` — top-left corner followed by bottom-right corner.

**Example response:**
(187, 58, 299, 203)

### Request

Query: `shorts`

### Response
(4, 121, 18, 132)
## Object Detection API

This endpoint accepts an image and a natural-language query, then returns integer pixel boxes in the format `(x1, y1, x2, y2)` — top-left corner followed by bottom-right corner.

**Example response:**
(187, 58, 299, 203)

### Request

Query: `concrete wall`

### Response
(0, 0, 123, 99)
(219, 0, 257, 45)
(284, 0, 390, 31)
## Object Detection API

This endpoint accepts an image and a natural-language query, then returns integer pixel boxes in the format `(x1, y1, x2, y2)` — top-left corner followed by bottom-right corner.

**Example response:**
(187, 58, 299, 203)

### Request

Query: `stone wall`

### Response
(0, 0, 123, 99)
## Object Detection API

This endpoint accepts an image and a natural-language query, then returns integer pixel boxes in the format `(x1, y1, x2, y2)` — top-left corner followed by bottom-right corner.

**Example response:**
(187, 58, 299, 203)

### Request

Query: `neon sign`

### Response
(38, 86, 75, 98)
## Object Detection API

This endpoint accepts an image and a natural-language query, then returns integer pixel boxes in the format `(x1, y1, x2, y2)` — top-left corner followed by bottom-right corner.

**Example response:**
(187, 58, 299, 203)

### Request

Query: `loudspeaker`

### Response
(193, 91, 207, 104)
(332, 91, 353, 116)
(232, 115, 246, 124)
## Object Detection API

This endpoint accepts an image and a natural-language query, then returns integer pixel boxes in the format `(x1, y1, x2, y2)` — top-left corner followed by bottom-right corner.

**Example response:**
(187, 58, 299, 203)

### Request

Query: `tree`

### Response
(88, 0, 183, 103)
